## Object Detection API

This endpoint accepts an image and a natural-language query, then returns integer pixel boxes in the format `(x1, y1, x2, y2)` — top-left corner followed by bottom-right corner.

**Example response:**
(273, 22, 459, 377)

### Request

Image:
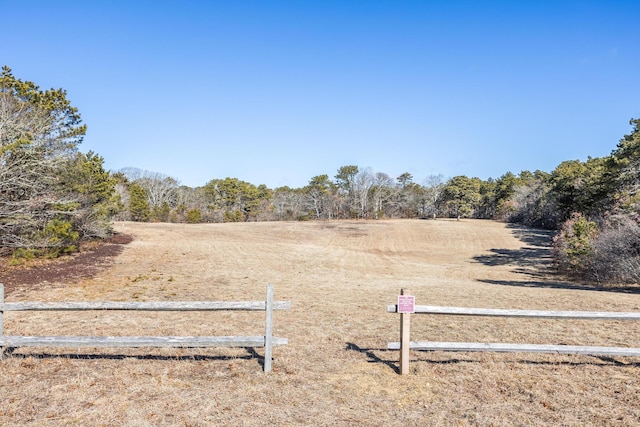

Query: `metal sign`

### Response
(397, 295, 415, 313)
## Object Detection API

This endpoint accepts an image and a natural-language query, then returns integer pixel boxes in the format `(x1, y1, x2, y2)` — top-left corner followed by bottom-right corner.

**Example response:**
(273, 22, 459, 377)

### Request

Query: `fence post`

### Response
(1, 284, 4, 358)
(400, 288, 411, 375)
(264, 284, 274, 373)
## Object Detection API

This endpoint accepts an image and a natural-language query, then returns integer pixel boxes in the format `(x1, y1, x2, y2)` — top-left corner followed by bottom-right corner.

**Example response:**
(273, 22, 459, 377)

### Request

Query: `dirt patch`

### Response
(0, 233, 133, 295)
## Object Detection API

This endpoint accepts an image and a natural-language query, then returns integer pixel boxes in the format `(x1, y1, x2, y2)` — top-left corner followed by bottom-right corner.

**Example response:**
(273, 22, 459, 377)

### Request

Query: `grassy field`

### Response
(1, 219, 639, 426)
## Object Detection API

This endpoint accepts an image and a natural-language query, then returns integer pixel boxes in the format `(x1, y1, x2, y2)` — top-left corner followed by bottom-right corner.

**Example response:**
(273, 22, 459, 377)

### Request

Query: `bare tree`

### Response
(589, 215, 640, 284)
(370, 172, 393, 218)
(120, 168, 179, 221)
(304, 175, 334, 219)
(352, 168, 374, 218)
(272, 188, 306, 220)
(174, 185, 206, 210)
(422, 174, 445, 218)
(113, 182, 130, 221)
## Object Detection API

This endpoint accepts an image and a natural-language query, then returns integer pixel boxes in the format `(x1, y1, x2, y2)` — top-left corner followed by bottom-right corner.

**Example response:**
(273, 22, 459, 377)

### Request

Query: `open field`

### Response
(1, 219, 639, 426)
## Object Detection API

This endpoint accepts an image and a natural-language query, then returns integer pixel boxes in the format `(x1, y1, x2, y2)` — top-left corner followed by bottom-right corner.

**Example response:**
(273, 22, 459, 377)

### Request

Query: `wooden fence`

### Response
(388, 289, 640, 375)
(0, 284, 290, 372)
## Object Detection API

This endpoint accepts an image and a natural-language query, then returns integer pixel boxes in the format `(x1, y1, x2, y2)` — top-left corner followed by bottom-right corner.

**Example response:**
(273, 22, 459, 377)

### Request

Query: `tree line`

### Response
(1, 67, 639, 285)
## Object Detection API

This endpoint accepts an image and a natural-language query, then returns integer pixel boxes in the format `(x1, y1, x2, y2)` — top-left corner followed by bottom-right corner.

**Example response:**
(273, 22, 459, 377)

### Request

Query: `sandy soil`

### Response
(1, 219, 639, 426)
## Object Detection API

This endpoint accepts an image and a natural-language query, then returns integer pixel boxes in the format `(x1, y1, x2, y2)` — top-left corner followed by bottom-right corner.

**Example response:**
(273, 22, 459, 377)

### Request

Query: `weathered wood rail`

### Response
(388, 289, 640, 375)
(0, 284, 290, 372)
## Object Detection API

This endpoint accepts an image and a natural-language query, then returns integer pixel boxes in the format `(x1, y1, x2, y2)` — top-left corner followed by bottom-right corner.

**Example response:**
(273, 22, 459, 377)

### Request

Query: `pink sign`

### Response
(397, 295, 415, 313)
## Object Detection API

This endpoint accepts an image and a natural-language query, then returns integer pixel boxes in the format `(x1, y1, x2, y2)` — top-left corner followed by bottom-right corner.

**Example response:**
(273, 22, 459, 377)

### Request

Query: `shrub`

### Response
(552, 212, 598, 275)
(11, 248, 37, 265)
(590, 215, 640, 284)
(186, 208, 203, 224)
(151, 202, 170, 222)
(223, 209, 244, 222)
(41, 218, 80, 257)
(554, 213, 640, 285)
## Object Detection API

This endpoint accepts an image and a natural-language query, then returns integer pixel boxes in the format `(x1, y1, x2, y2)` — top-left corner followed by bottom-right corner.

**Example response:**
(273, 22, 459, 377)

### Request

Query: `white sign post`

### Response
(398, 289, 414, 375)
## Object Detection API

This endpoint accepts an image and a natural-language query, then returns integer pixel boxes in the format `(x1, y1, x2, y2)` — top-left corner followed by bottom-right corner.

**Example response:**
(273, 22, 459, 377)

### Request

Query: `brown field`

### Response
(1, 219, 639, 426)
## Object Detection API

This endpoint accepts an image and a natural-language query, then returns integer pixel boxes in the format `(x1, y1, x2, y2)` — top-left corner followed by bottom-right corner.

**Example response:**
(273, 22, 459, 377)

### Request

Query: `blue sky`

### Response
(2, 1, 639, 188)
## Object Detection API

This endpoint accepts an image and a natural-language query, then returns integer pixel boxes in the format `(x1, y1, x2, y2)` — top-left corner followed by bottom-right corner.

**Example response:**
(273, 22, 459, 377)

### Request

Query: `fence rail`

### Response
(388, 289, 640, 375)
(386, 304, 640, 320)
(6, 301, 291, 312)
(0, 284, 290, 372)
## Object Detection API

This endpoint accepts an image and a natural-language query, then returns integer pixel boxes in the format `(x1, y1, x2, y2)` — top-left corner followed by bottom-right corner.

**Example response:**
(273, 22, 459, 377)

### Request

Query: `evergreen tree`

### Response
(128, 182, 150, 222)
(0, 66, 88, 253)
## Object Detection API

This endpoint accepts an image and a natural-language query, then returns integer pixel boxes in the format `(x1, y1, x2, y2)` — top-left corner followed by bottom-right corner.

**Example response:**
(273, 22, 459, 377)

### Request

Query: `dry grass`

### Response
(1, 219, 639, 426)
